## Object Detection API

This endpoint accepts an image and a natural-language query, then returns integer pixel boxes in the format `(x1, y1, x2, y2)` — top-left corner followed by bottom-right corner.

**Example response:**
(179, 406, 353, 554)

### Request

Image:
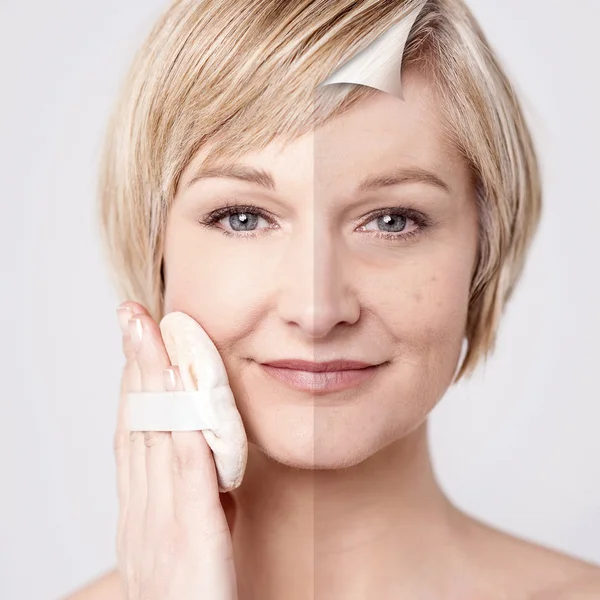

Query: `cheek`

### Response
(162, 225, 276, 340)
(366, 245, 473, 352)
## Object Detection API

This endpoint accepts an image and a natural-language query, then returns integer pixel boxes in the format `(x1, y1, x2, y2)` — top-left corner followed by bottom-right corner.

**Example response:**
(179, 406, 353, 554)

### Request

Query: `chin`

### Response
(244, 405, 403, 470)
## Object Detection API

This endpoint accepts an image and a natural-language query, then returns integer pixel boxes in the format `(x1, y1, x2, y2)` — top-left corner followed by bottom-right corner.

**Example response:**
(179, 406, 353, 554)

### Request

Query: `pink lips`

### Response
(258, 359, 384, 393)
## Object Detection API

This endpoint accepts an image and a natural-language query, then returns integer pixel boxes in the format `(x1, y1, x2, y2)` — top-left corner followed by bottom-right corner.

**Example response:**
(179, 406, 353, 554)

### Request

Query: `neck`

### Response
(228, 419, 468, 599)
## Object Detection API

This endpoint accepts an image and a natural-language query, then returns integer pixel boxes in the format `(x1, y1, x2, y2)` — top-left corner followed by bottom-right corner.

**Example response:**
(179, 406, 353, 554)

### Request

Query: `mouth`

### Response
(257, 359, 387, 394)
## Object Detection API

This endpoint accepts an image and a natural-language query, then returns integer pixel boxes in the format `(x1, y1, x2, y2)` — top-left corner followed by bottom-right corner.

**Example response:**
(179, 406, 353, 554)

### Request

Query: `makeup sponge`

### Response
(159, 311, 248, 492)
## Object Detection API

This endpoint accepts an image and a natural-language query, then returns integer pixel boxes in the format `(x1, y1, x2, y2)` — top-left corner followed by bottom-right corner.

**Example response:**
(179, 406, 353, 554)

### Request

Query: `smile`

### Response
(258, 362, 384, 394)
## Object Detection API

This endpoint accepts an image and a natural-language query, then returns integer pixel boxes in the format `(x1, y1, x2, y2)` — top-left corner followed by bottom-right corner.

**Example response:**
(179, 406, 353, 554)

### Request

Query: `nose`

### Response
(276, 226, 360, 339)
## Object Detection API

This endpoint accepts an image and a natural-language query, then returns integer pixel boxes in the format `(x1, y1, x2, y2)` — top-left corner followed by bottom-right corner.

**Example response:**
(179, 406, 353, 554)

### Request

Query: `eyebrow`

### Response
(185, 164, 451, 194)
(186, 165, 277, 191)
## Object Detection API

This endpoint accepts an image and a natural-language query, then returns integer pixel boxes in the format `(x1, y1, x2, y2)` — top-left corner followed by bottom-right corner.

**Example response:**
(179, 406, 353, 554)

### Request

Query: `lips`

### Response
(257, 359, 385, 393)
(261, 359, 376, 372)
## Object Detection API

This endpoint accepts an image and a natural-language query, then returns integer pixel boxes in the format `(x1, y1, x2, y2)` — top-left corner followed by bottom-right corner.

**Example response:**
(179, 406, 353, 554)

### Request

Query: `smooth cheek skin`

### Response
(162, 204, 476, 470)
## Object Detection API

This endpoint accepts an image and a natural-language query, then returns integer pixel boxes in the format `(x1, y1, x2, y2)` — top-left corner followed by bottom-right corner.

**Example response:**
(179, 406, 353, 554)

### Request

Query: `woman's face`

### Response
(163, 69, 479, 468)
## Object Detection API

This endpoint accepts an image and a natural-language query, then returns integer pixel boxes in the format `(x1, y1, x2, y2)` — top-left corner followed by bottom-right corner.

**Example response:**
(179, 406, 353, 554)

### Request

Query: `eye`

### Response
(357, 208, 428, 241)
(219, 210, 269, 233)
(197, 203, 276, 238)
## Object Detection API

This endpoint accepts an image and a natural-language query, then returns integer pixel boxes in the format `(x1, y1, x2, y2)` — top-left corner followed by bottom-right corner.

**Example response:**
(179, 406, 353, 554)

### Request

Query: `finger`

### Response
(172, 421, 223, 536)
(114, 303, 148, 579)
(115, 361, 141, 507)
(123, 313, 151, 578)
(130, 313, 173, 478)
(143, 370, 182, 543)
(129, 314, 177, 542)
(164, 333, 223, 528)
(143, 365, 183, 530)
(130, 313, 172, 391)
(114, 304, 146, 509)
(117, 302, 150, 363)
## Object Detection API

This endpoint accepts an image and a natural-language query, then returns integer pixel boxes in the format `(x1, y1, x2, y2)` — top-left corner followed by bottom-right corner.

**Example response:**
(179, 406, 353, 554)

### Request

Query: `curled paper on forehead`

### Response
(316, 2, 426, 100)
(126, 311, 248, 492)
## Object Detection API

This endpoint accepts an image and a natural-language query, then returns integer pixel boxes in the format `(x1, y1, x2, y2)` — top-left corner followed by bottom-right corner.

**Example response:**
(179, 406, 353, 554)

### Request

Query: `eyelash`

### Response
(197, 200, 431, 242)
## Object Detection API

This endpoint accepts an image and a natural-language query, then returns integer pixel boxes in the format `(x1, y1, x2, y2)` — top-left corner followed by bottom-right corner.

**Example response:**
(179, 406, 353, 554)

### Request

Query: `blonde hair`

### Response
(97, 0, 542, 383)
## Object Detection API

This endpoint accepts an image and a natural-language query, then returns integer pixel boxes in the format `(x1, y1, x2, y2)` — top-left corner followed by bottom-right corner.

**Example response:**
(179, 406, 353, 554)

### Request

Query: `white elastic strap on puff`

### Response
(127, 387, 233, 432)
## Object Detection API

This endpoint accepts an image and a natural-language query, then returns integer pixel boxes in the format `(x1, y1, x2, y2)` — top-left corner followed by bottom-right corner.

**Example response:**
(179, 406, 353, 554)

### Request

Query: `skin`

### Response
(67, 68, 600, 599)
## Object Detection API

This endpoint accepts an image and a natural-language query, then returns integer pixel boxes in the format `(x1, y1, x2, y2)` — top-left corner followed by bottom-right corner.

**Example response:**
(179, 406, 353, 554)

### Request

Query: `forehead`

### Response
(178, 69, 466, 199)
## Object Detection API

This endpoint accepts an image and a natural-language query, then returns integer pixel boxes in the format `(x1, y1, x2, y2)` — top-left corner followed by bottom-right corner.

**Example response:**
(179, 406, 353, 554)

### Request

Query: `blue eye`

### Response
(198, 202, 430, 242)
(358, 211, 424, 241)
(366, 213, 410, 233)
(222, 211, 263, 232)
(198, 204, 275, 238)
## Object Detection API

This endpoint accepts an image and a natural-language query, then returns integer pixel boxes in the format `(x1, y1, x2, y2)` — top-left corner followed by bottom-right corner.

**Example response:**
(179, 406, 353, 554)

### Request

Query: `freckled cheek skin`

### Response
(363, 250, 471, 347)
(359, 249, 471, 400)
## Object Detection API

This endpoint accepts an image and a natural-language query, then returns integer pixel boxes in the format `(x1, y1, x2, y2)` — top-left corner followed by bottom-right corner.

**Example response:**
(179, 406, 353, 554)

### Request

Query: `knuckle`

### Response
(143, 431, 167, 448)
(173, 444, 202, 476)
(129, 430, 142, 443)
(122, 356, 139, 380)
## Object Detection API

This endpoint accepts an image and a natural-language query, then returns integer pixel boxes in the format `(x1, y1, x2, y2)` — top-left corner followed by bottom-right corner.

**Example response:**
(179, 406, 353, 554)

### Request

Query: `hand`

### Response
(113, 301, 239, 600)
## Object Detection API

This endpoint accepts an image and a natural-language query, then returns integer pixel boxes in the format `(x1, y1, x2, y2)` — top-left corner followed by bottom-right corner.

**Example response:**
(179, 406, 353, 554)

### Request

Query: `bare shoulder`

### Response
(529, 568, 600, 599)
(456, 513, 600, 599)
(61, 568, 124, 600)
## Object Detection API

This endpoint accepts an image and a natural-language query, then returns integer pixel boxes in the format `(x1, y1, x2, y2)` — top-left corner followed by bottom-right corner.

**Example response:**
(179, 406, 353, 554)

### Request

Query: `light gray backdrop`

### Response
(1, 1, 598, 598)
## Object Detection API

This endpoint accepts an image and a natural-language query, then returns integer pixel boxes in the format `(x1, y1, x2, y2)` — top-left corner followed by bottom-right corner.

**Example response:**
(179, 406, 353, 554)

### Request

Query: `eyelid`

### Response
(203, 200, 275, 221)
(352, 206, 430, 228)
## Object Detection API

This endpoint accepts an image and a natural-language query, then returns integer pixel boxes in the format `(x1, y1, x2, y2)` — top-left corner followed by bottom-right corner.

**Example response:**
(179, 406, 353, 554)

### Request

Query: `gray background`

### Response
(1, 1, 598, 598)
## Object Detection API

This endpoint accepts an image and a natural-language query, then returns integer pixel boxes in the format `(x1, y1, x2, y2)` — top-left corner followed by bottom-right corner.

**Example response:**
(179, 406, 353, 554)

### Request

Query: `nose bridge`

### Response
(276, 219, 360, 338)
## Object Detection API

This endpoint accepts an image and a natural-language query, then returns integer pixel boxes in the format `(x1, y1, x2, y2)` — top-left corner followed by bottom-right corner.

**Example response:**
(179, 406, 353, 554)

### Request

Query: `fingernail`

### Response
(116, 305, 133, 334)
(128, 317, 144, 348)
(163, 367, 176, 391)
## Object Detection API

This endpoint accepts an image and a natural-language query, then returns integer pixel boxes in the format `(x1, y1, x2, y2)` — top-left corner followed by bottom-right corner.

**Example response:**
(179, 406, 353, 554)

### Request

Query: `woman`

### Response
(68, 0, 600, 598)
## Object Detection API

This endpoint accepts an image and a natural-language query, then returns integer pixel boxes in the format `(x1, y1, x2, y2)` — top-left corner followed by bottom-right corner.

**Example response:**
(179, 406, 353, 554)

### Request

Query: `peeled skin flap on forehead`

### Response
(159, 311, 248, 492)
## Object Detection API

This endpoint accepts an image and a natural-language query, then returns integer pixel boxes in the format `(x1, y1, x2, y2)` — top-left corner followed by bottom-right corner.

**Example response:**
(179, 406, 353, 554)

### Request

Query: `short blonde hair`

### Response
(97, 0, 542, 383)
